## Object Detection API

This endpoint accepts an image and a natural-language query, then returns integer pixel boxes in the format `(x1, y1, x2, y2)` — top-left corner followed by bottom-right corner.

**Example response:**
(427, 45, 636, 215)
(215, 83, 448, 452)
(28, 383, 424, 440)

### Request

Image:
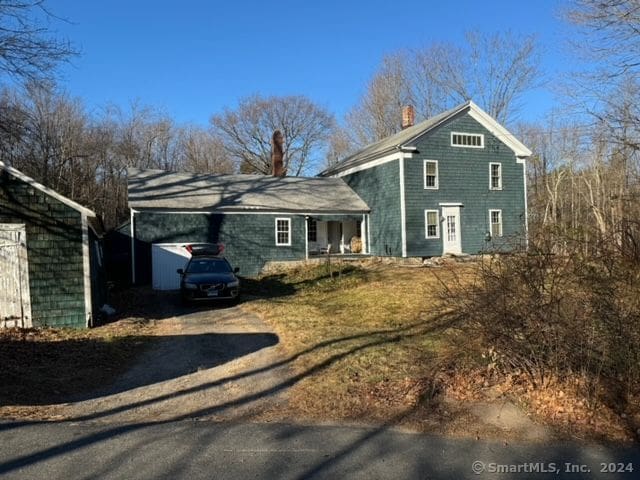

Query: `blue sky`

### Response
(48, 0, 568, 127)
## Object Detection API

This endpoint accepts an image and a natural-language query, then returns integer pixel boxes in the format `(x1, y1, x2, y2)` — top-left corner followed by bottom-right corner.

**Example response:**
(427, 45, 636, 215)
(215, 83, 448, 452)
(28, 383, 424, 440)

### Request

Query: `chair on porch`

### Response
(320, 243, 332, 255)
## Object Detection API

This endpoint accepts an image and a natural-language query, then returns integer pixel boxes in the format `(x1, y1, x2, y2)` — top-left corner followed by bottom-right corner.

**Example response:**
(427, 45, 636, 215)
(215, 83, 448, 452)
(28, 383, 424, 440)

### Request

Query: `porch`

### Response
(305, 214, 370, 258)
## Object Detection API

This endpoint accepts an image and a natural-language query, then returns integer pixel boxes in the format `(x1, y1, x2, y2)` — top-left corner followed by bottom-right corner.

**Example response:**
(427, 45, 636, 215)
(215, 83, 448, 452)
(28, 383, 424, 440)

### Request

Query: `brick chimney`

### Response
(271, 130, 286, 177)
(401, 105, 415, 129)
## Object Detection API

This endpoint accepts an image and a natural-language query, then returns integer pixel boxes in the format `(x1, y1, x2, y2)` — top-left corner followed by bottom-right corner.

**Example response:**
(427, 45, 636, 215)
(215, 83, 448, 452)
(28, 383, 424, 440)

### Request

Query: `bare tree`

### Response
(0, 0, 76, 83)
(211, 94, 335, 176)
(177, 126, 234, 174)
(343, 31, 541, 147)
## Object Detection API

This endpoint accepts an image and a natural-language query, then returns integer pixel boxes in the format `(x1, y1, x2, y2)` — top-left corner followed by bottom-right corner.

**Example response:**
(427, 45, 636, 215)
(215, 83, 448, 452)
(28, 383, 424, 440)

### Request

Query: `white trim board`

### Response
(0, 161, 96, 218)
(81, 214, 93, 328)
(275, 217, 292, 246)
(130, 209, 371, 216)
(399, 156, 407, 257)
(331, 152, 405, 178)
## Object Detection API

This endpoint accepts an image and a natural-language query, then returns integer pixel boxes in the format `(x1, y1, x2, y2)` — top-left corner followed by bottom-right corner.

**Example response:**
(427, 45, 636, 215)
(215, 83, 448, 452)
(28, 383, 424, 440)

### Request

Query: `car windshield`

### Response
(186, 258, 232, 274)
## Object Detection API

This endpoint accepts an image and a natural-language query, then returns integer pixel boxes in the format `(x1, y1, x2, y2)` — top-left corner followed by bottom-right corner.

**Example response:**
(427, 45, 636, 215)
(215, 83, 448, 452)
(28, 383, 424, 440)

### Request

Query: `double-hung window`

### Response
(425, 210, 440, 239)
(275, 218, 291, 246)
(489, 163, 502, 190)
(489, 210, 502, 238)
(423, 160, 439, 189)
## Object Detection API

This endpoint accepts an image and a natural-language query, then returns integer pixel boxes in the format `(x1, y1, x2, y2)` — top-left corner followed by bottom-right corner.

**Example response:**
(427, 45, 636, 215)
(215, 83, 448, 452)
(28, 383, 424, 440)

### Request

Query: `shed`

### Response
(0, 161, 106, 328)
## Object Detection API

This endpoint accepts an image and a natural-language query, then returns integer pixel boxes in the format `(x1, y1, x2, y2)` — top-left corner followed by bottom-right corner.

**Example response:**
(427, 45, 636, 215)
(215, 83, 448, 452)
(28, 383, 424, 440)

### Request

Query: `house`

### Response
(0, 161, 106, 328)
(126, 100, 530, 286)
(127, 169, 370, 285)
(320, 100, 531, 257)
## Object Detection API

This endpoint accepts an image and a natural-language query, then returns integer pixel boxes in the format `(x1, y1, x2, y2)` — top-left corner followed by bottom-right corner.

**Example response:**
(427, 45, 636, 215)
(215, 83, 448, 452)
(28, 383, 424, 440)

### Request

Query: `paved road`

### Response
(1, 420, 638, 480)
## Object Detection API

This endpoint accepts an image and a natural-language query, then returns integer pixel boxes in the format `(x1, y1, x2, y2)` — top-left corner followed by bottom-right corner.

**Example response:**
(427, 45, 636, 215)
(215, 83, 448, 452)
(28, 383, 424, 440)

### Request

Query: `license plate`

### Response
(207, 290, 219, 297)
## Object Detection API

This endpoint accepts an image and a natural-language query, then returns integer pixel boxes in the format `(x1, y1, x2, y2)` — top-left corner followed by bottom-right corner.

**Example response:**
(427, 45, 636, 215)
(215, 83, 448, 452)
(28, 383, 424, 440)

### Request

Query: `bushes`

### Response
(444, 227, 640, 406)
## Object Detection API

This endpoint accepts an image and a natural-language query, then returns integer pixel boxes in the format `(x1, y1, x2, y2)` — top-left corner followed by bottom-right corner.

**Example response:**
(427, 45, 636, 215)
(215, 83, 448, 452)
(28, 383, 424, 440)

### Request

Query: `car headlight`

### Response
(183, 282, 198, 290)
(227, 280, 239, 288)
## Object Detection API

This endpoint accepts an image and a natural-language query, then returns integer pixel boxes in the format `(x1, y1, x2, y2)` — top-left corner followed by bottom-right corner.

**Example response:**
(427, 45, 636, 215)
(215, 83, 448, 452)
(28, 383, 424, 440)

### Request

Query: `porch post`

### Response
(304, 216, 309, 260)
(361, 214, 367, 254)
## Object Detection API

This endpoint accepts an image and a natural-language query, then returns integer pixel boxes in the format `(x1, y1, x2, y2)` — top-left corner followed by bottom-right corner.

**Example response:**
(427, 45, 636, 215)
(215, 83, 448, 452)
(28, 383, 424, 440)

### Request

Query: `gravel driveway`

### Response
(61, 302, 291, 424)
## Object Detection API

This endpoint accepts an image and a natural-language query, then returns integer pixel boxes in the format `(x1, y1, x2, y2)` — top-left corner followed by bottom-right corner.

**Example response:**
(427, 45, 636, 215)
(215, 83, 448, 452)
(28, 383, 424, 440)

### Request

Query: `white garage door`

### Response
(151, 244, 191, 290)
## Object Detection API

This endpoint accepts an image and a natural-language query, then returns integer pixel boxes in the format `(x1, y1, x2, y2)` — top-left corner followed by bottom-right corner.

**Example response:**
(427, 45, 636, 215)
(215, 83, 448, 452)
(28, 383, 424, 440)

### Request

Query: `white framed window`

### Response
(424, 210, 440, 239)
(307, 218, 317, 242)
(451, 132, 484, 148)
(489, 209, 503, 238)
(489, 162, 502, 190)
(423, 160, 439, 189)
(275, 218, 292, 246)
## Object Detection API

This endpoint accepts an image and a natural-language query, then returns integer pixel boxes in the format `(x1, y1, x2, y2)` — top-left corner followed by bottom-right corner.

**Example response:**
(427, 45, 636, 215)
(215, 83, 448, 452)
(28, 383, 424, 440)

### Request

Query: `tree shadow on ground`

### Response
(0, 332, 278, 405)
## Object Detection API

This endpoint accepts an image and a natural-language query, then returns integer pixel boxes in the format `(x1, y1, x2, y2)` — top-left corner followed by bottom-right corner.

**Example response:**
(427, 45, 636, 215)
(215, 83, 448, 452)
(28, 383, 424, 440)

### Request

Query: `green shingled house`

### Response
(0, 161, 106, 328)
(128, 100, 530, 286)
(321, 100, 531, 258)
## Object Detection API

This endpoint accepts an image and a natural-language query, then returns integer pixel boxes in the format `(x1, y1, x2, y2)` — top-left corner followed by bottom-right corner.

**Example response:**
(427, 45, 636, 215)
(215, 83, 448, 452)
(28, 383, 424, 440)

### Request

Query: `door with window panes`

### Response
(441, 206, 462, 255)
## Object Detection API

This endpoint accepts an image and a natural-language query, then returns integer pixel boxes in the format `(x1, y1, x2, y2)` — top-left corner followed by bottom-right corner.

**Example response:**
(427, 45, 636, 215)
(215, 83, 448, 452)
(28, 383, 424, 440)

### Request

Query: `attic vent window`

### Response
(451, 132, 484, 148)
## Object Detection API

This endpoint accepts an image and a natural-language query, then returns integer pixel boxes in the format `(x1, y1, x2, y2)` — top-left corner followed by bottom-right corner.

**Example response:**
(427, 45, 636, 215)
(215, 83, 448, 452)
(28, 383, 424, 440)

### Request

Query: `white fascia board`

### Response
(438, 202, 464, 206)
(466, 102, 532, 157)
(0, 161, 97, 217)
(81, 214, 93, 328)
(399, 155, 407, 258)
(130, 209, 370, 215)
(331, 152, 404, 177)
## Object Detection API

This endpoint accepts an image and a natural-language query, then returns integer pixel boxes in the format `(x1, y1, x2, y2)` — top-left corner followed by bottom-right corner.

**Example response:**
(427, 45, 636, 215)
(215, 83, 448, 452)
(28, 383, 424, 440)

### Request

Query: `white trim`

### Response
(361, 214, 367, 254)
(438, 202, 464, 206)
(451, 131, 484, 149)
(521, 158, 529, 248)
(399, 156, 407, 257)
(331, 152, 404, 177)
(304, 217, 309, 260)
(129, 209, 369, 216)
(81, 214, 93, 328)
(424, 210, 440, 239)
(467, 102, 532, 157)
(130, 209, 136, 284)
(489, 162, 502, 190)
(367, 214, 371, 255)
(423, 159, 439, 190)
(0, 161, 96, 217)
(489, 209, 503, 238)
(275, 217, 292, 246)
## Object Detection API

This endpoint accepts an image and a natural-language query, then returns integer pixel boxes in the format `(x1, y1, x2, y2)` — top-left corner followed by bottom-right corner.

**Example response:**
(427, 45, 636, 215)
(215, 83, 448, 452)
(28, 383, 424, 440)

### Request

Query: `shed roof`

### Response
(320, 100, 532, 176)
(127, 168, 370, 213)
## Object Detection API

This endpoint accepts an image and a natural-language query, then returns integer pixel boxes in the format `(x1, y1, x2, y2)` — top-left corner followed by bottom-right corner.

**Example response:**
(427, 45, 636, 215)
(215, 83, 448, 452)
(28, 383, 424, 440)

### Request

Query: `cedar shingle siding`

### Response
(341, 161, 402, 256)
(0, 171, 86, 328)
(403, 113, 526, 256)
(133, 212, 306, 279)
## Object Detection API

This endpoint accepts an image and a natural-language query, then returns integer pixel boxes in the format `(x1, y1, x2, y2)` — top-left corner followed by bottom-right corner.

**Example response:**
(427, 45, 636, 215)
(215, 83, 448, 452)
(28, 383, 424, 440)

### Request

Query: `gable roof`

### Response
(0, 160, 96, 218)
(320, 100, 532, 176)
(127, 168, 370, 213)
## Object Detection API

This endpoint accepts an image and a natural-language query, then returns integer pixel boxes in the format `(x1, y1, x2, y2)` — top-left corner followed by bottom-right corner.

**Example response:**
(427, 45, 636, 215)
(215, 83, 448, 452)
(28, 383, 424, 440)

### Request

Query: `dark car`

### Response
(177, 244, 240, 303)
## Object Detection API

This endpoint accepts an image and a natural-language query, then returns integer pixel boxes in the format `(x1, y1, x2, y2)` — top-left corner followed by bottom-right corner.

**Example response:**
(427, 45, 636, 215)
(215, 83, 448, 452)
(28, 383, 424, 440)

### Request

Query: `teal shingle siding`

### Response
(133, 212, 306, 279)
(403, 112, 526, 256)
(0, 171, 86, 328)
(341, 161, 402, 256)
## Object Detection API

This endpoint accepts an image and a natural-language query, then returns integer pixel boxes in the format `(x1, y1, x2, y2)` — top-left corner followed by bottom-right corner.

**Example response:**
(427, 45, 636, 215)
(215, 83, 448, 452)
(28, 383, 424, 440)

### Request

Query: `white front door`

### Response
(441, 206, 462, 255)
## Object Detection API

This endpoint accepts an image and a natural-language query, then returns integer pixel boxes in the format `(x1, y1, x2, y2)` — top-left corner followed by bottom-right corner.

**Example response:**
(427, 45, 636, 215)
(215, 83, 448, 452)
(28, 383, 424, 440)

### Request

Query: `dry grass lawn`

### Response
(243, 259, 473, 426)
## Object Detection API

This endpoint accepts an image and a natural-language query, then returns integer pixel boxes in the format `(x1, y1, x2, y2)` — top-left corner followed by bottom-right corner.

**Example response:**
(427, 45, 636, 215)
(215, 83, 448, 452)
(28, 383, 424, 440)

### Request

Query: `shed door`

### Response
(152, 244, 191, 290)
(0, 224, 32, 328)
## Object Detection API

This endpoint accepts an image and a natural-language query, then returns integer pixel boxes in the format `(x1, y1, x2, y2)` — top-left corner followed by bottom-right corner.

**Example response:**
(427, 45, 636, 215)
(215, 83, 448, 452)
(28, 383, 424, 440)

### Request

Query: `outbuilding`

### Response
(0, 161, 105, 328)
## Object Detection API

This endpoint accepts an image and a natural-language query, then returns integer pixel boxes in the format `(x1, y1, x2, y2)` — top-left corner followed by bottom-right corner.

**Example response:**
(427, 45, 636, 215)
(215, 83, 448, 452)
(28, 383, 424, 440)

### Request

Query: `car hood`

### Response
(183, 273, 237, 284)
